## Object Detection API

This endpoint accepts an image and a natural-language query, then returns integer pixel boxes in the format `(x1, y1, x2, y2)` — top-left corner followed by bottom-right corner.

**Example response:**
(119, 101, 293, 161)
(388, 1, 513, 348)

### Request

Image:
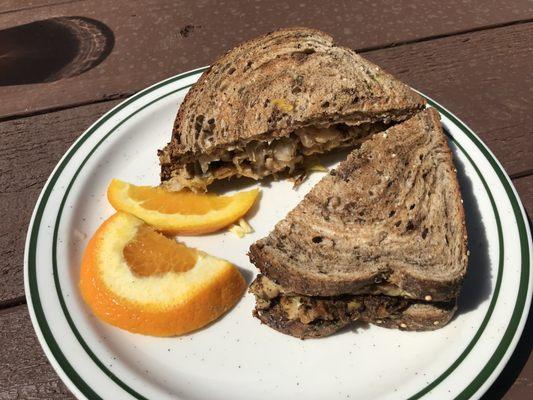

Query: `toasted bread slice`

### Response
(249, 109, 468, 302)
(159, 27, 425, 191)
(250, 275, 456, 339)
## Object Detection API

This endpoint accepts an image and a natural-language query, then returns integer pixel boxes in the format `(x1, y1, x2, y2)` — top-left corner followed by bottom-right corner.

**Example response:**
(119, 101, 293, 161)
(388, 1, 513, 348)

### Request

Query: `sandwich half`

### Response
(159, 27, 426, 191)
(248, 108, 468, 338)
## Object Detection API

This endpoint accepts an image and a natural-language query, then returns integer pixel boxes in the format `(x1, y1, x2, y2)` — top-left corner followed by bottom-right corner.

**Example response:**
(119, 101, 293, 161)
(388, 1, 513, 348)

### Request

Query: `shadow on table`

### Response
(481, 213, 533, 400)
(0, 16, 114, 86)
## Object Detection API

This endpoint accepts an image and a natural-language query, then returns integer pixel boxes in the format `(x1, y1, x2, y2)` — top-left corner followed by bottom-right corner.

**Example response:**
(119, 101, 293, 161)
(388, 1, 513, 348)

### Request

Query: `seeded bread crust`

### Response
(159, 27, 425, 187)
(374, 302, 456, 330)
(249, 109, 468, 302)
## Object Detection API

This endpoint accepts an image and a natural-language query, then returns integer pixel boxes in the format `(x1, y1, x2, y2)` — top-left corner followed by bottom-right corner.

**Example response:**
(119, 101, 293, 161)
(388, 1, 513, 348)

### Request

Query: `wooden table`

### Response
(1, 1, 531, 398)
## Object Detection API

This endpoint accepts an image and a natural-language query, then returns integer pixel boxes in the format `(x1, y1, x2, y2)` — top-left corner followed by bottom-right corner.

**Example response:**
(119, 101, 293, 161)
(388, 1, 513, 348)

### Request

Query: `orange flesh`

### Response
(123, 225, 197, 276)
(128, 186, 232, 215)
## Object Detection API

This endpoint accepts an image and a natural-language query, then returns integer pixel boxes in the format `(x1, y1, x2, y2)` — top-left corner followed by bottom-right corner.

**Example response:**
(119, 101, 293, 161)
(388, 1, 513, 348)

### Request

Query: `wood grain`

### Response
(0, 100, 120, 306)
(0, 0, 83, 15)
(0, 305, 73, 399)
(0, 0, 532, 118)
(364, 22, 533, 178)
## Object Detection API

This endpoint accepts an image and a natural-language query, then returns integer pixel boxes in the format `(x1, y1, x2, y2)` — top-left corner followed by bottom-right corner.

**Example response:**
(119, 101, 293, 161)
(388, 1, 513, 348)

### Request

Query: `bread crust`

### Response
(254, 305, 350, 339)
(249, 241, 464, 302)
(253, 297, 456, 339)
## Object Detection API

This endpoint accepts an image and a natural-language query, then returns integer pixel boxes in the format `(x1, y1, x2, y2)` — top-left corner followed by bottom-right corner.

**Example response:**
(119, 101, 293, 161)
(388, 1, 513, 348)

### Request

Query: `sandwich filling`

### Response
(161, 121, 391, 191)
(250, 275, 453, 331)
(250, 274, 409, 325)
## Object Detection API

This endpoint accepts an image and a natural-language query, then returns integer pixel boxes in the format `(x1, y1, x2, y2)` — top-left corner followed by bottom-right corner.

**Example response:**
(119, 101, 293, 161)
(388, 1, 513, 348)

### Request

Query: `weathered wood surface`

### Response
(0, 0, 84, 14)
(0, 305, 74, 399)
(0, 100, 120, 307)
(364, 22, 533, 178)
(0, 0, 532, 119)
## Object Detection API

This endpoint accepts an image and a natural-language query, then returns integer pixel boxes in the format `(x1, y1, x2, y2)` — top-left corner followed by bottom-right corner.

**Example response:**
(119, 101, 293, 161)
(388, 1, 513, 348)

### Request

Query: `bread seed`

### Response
(433, 321, 439, 325)
(424, 295, 432, 301)
(376, 320, 382, 324)
(400, 323, 407, 328)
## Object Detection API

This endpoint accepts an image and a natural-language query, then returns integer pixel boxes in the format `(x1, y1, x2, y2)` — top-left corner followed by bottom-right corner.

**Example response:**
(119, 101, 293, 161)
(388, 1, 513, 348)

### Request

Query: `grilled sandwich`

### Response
(248, 109, 468, 338)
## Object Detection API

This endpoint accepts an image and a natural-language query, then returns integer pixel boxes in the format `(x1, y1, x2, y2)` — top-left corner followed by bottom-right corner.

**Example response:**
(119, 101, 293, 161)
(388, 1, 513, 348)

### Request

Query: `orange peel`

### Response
(107, 179, 259, 234)
(79, 212, 246, 336)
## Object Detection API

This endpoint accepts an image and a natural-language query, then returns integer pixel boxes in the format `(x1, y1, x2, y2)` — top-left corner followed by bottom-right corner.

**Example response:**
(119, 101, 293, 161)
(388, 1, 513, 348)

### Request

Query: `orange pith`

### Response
(123, 225, 197, 277)
(128, 185, 232, 214)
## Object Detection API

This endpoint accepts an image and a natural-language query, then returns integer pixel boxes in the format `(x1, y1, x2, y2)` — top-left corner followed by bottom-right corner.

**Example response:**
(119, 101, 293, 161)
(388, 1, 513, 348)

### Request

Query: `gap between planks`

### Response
(356, 17, 533, 52)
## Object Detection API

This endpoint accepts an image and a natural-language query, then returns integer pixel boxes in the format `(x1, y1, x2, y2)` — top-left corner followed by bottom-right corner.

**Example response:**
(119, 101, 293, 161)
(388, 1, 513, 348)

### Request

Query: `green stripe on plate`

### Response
(430, 101, 531, 400)
(26, 68, 531, 400)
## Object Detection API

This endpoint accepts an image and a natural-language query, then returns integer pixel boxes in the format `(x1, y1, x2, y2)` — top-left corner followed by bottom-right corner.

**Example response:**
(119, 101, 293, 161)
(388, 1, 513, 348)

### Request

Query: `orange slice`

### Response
(107, 179, 259, 234)
(79, 212, 246, 336)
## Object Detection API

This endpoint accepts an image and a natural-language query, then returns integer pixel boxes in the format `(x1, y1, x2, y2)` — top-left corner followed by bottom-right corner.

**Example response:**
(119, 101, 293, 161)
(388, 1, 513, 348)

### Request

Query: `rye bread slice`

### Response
(159, 27, 425, 189)
(249, 108, 468, 302)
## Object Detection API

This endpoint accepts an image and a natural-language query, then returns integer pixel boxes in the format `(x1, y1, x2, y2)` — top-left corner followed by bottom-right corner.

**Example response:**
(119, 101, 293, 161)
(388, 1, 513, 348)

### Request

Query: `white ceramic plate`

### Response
(25, 67, 532, 400)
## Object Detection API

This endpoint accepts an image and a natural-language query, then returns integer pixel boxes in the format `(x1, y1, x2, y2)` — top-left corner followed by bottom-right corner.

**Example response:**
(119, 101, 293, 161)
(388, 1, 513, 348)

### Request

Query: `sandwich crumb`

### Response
(228, 225, 245, 238)
(228, 218, 254, 238)
(238, 218, 253, 233)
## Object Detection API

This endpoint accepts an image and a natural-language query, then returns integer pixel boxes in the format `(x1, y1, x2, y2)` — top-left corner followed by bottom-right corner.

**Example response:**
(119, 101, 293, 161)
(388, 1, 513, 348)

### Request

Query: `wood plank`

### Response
(0, 303, 530, 399)
(0, 100, 120, 306)
(0, 304, 73, 399)
(0, 0, 532, 118)
(364, 22, 533, 177)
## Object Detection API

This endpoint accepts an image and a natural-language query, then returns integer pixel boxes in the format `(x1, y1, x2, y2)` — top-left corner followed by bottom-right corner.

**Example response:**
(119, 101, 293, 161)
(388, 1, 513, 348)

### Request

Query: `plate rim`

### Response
(23, 67, 532, 400)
